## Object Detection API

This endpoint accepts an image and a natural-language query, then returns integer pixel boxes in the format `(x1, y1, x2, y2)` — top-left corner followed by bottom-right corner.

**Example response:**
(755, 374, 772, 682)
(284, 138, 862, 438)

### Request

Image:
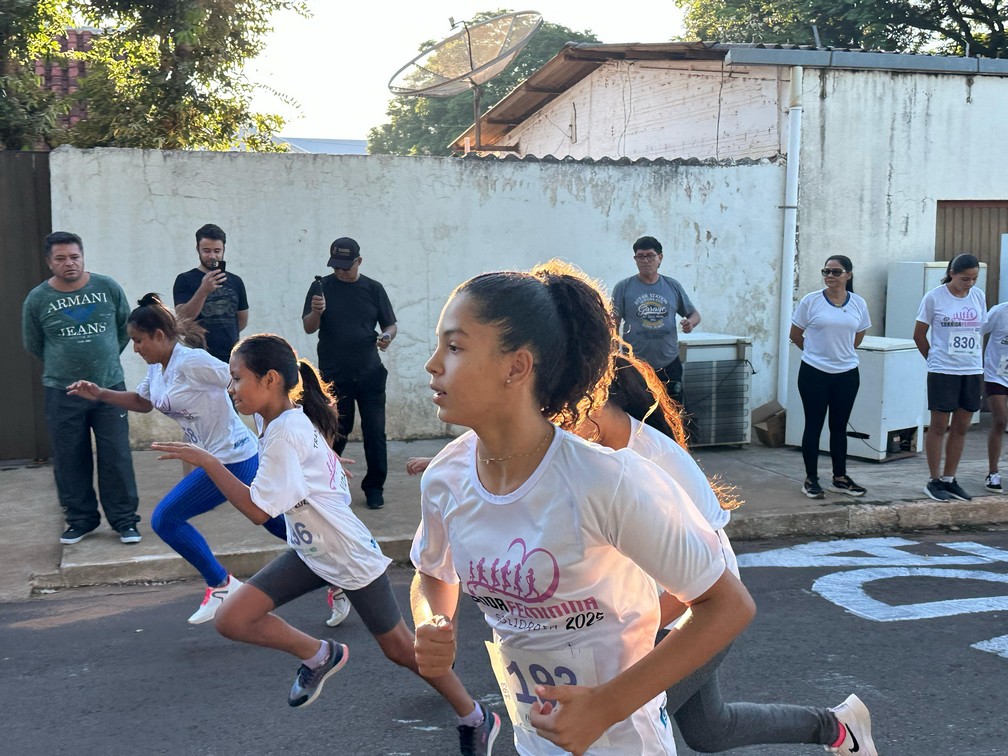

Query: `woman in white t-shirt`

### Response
(575, 353, 874, 755)
(982, 302, 1008, 492)
(789, 256, 872, 500)
(67, 293, 285, 624)
(151, 334, 499, 753)
(913, 254, 986, 502)
(410, 260, 756, 756)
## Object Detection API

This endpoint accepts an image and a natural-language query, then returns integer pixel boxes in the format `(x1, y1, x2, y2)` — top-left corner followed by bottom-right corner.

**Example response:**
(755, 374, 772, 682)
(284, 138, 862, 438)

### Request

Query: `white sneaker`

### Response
(825, 694, 877, 756)
(326, 587, 351, 627)
(188, 575, 243, 625)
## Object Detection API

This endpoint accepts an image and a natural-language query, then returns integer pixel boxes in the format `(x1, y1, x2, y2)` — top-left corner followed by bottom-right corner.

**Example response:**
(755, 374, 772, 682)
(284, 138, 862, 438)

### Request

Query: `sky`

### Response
(247, 2, 686, 142)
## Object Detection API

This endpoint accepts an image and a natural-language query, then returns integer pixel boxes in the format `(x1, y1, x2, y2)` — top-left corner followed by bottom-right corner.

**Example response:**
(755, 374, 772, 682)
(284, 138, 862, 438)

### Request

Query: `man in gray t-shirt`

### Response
(21, 231, 140, 546)
(611, 235, 701, 404)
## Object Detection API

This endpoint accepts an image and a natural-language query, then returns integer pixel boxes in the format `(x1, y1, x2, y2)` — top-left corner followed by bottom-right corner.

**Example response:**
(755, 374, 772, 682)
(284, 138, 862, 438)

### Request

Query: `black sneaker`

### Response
(924, 479, 953, 501)
(985, 472, 1002, 493)
(118, 526, 142, 544)
(365, 491, 384, 510)
(941, 478, 972, 501)
(831, 476, 866, 497)
(802, 479, 825, 499)
(288, 640, 348, 708)
(458, 702, 501, 756)
(60, 525, 96, 545)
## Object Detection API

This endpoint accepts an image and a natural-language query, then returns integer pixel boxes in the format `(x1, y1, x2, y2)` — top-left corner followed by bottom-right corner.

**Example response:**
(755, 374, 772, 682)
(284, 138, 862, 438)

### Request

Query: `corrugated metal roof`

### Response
(451, 42, 1008, 151)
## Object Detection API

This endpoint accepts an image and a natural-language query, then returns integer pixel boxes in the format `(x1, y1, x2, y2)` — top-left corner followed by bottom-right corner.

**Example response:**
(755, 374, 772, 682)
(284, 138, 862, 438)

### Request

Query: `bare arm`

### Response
(530, 570, 755, 755)
(411, 571, 462, 677)
(377, 323, 398, 351)
(303, 294, 325, 334)
(236, 309, 249, 333)
(66, 381, 153, 413)
(175, 270, 225, 321)
(854, 330, 867, 348)
(680, 309, 701, 334)
(789, 323, 805, 350)
(913, 320, 930, 360)
(150, 442, 271, 524)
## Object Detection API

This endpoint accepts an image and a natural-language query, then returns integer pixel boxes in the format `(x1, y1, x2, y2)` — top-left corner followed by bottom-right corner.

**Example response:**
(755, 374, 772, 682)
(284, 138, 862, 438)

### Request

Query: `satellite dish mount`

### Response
(388, 11, 544, 153)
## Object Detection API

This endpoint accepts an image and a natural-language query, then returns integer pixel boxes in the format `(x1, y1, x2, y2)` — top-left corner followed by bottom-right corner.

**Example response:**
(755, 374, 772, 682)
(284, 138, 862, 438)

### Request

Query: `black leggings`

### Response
(797, 362, 860, 481)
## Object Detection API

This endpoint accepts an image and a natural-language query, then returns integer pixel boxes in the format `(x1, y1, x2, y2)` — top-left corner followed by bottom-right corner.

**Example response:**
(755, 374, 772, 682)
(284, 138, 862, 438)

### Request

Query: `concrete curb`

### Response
(33, 498, 1008, 592)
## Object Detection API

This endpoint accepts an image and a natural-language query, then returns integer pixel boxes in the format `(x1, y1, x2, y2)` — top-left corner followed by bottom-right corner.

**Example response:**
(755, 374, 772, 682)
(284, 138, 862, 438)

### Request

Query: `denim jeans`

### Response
(45, 384, 139, 532)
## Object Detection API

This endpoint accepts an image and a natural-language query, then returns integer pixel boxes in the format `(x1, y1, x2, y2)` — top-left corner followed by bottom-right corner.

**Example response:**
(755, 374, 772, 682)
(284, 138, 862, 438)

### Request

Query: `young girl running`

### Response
(151, 334, 499, 754)
(67, 293, 286, 624)
(577, 352, 875, 755)
(913, 254, 986, 502)
(410, 260, 755, 756)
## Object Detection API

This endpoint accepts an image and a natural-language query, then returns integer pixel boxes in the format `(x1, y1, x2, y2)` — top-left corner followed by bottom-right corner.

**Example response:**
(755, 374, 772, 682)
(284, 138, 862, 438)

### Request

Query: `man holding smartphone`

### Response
(302, 236, 397, 509)
(173, 223, 249, 362)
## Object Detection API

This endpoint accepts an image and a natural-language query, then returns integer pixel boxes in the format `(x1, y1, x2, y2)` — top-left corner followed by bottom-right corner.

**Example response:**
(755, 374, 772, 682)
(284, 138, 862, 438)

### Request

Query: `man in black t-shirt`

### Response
(303, 237, 397, 509)
(173, 223, 249, 362)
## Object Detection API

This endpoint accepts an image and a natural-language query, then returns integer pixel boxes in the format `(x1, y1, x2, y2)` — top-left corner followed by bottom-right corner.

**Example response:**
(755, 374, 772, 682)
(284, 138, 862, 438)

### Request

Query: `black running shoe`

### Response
(941, 478, 972, 501)
(288, 640, 348, 708)
(924, 479, 952, 501)
(458, 703, 501, 756)
(802, 479, 825, 499)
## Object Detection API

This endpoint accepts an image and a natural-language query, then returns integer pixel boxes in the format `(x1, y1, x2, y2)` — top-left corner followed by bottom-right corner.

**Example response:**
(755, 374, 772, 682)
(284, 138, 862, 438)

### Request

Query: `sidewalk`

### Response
(4, 420, 1008, 601)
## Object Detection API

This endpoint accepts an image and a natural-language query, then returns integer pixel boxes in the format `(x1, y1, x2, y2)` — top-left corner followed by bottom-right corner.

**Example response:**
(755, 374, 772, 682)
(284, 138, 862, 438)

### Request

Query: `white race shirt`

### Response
(626, 418, 738, 578)
(983, 302, 1008, 387)
(251, 408, 390, 589)
(136, 344, 255, 464)
(411, 427, 725, 756)
(916, 285, 987, 375)
(791, 290, 871, 373)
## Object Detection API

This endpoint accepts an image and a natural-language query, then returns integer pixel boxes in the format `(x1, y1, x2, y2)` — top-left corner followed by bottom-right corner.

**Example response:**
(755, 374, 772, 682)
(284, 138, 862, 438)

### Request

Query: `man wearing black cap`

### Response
(302, 237, 397, 509)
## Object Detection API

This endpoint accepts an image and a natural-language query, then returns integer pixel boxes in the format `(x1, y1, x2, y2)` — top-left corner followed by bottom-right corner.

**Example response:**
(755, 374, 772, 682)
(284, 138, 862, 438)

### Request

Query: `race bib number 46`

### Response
(485, 641, 610, 747)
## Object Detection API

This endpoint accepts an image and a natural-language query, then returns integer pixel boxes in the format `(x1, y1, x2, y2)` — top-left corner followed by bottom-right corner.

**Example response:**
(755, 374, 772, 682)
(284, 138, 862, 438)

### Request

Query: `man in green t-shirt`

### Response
(21, 231, 141, 545)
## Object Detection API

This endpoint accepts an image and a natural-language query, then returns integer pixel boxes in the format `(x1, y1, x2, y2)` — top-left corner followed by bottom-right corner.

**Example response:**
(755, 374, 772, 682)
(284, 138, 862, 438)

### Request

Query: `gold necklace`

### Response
(477, 427, 553, 464)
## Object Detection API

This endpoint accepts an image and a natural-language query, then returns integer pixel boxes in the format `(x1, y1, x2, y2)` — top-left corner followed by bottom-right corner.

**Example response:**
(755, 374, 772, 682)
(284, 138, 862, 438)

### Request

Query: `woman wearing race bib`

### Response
(913, 254, 986, 502)
(575, 353, 875, 755)
(982, 301, 1008, 493)
(152, 335, 500, 754)
(788, 257, 872, 500)
(410, 260, 755, 756)
(67, 293, 286, 624)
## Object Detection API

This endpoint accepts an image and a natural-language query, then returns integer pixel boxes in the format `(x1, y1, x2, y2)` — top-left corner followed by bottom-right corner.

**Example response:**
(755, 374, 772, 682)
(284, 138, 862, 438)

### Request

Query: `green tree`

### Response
(65, 0, 307, 150)
(0, 0, 72, 150)
(368, 11, 599, 156)
(677, 0, 1008, 57)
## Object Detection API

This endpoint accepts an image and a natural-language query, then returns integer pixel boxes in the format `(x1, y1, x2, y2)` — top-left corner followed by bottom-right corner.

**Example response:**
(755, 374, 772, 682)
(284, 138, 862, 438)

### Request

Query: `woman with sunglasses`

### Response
(789, 257, 871, 499)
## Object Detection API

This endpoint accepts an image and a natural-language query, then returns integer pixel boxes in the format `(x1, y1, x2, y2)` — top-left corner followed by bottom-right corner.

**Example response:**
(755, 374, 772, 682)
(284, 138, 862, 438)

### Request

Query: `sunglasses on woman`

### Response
(821, 267, 846, 277)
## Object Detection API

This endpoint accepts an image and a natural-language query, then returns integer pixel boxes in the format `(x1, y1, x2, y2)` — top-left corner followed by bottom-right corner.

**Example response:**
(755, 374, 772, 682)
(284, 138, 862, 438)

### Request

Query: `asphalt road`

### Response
(2, 529, 1006, 755)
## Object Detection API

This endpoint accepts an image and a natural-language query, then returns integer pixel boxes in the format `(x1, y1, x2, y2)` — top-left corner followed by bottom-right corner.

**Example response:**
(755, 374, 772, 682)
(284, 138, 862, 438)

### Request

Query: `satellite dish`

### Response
(388, 11, 544, 152)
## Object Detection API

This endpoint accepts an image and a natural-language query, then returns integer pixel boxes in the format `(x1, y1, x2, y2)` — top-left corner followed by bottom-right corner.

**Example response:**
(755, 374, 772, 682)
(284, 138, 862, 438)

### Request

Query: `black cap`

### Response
(327, 237, 360, 269)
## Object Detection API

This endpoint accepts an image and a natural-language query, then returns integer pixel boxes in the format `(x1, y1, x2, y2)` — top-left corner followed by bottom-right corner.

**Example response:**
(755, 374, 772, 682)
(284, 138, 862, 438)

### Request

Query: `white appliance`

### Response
(885, 261, 987, 339)
(679, 332, 752, 446)
(785, 337, 926, 461)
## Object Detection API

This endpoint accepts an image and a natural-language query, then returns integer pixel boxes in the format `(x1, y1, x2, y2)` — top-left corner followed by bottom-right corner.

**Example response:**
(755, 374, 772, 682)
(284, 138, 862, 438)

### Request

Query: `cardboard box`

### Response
(752, 400, 786, 447)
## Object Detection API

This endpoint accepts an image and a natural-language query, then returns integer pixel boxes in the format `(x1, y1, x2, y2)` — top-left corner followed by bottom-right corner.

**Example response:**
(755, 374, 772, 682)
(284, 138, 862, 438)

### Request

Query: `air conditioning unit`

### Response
(680, 333, 752, 447)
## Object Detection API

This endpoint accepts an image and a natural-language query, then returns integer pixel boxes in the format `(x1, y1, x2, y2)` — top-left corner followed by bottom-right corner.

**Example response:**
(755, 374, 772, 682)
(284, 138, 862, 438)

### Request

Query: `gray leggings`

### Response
(660, 636, 840, 752)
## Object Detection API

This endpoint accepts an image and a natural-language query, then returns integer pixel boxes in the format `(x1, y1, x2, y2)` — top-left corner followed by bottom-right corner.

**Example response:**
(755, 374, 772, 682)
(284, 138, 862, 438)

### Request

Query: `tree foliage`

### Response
(677, 0, 1008, 57)
(368, 11, 600, 156)
(0, 0, 72, 149)
(1, 0, 306, 151)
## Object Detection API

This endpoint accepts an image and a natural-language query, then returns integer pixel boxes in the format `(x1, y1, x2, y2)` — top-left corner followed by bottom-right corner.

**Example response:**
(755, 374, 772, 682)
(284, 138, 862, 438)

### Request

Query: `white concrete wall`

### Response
(797, 69, 1008, 330)
(48, 147, 785, 444)
(505, 60, 786, 160)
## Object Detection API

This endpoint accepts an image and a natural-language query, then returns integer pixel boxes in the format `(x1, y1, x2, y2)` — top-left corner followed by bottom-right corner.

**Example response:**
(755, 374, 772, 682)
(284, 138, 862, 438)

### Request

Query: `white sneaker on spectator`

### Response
(188, 575, 243, 625)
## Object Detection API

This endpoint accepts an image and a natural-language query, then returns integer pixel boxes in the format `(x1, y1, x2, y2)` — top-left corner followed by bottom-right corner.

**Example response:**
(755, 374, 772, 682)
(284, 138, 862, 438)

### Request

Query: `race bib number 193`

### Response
(485, 641, 609, 747)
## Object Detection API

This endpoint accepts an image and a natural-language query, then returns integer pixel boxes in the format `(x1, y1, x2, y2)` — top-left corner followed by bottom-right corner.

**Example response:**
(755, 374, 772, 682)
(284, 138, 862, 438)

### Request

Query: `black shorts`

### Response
(247, 549, 402, 636)
(927, 372, 982, 413)
(985, 381, 1008, 397)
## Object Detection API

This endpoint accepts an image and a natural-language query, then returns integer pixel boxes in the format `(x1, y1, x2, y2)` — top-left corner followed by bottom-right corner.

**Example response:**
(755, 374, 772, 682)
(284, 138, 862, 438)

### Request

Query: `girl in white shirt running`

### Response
(913, 254, 987, 502)
(410, 260, 755, 756)
(151, 334, 499, 753)
(576, 353, 875, 756)
(67, 293, 286, 624)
